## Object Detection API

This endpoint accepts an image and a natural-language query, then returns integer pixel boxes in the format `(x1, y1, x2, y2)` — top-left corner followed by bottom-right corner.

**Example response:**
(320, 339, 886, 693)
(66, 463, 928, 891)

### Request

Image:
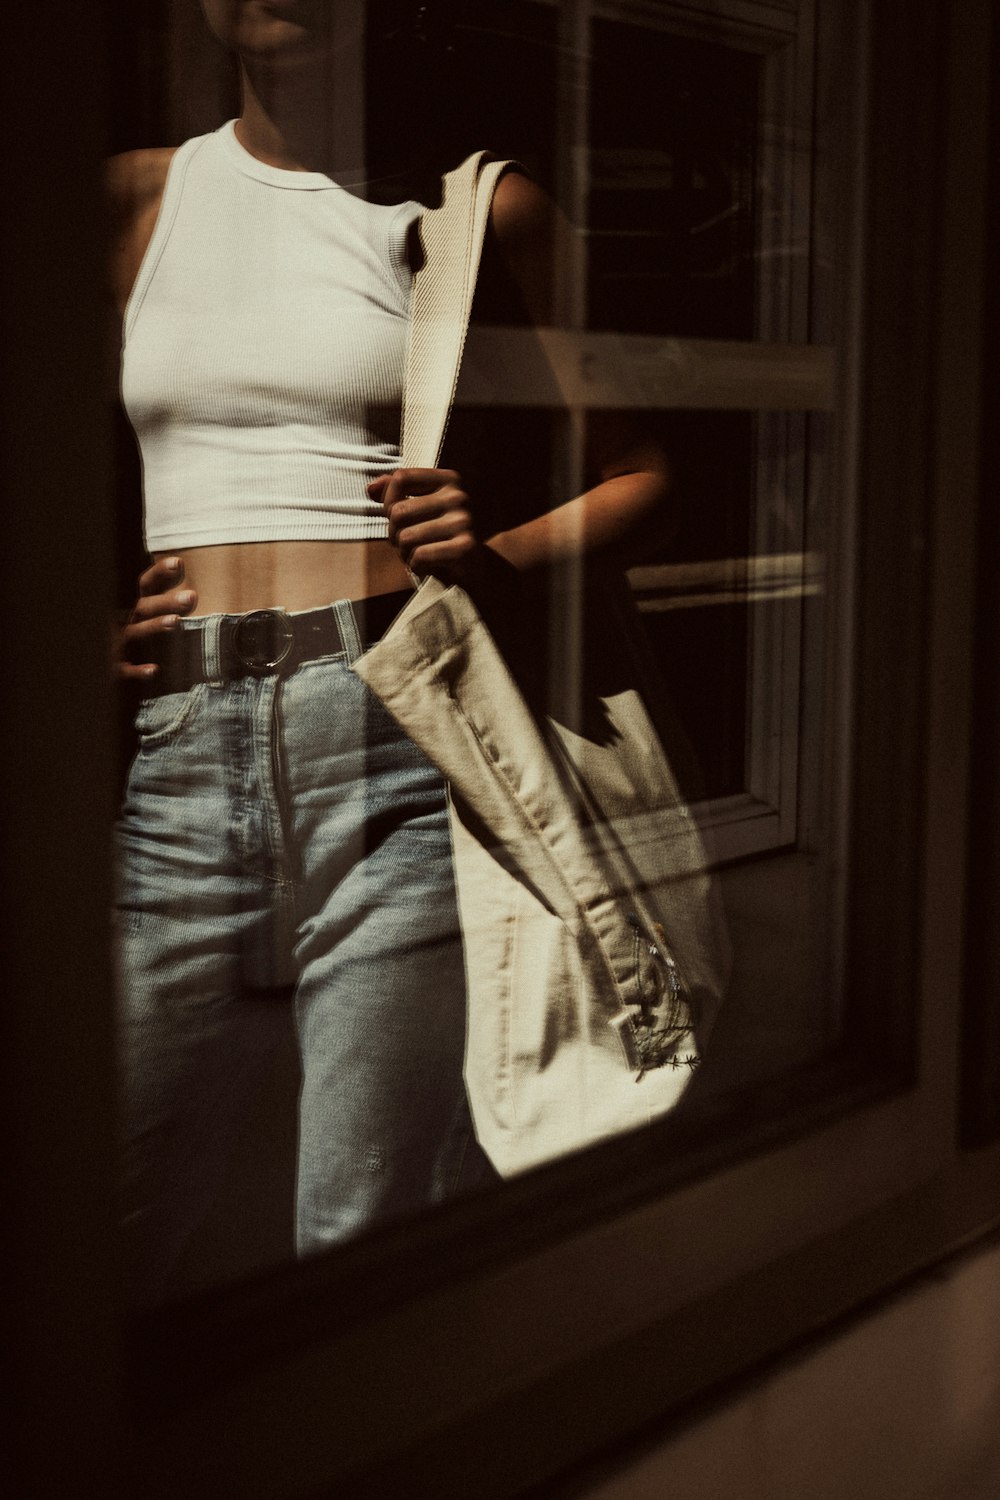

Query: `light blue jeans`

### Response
(115, 600, 490, 1305)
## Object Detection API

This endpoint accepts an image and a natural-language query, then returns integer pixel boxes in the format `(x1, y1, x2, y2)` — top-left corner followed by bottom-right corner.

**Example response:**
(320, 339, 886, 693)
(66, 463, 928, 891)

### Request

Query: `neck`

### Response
(235, 48, 364, 179)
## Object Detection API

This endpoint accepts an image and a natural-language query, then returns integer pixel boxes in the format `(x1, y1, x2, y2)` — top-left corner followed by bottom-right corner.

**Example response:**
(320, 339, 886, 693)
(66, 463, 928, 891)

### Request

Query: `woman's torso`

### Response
(110, 132, 414, 615)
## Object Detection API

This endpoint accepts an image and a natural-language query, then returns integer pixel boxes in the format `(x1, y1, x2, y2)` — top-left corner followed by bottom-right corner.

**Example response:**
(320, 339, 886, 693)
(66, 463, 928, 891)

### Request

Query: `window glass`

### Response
(109, 0, 875, 1310)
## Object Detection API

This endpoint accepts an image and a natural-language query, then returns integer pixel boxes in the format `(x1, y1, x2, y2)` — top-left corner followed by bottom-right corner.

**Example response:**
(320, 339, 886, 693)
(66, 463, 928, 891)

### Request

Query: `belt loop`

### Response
(200, 616, 224, 684)
(331, 599, 363, 665)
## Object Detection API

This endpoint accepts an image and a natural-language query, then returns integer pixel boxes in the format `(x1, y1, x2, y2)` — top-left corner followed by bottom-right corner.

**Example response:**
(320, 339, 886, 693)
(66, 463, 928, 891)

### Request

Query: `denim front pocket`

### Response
(134, 682, 206, 750)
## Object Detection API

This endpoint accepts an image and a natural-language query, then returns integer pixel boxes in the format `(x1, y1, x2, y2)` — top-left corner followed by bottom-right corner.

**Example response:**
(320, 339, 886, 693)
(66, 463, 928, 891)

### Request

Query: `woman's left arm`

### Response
(371, 170, 672, 579)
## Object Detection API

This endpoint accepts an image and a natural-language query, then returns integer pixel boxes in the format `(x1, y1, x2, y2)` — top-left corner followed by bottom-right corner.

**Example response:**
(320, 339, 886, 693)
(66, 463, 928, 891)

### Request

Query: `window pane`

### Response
(109, 0, 895, 1311)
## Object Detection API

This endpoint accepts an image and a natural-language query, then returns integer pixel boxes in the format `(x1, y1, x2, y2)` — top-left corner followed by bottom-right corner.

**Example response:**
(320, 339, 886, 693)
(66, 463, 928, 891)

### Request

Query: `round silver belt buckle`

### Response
(232, 608, 294, 674)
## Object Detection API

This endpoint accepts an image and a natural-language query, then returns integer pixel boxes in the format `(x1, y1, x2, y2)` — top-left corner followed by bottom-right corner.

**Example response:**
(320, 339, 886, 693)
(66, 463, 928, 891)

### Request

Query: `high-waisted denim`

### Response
(115, 599, 489, 1304)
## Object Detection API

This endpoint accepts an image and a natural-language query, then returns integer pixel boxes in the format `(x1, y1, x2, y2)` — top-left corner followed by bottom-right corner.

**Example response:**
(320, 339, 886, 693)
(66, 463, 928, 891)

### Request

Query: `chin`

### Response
(201, 1, 331, 61)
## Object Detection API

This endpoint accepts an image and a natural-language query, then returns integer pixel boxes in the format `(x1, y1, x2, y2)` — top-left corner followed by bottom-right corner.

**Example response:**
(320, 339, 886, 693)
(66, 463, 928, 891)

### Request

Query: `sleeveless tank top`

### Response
(121, 121, 421, 550)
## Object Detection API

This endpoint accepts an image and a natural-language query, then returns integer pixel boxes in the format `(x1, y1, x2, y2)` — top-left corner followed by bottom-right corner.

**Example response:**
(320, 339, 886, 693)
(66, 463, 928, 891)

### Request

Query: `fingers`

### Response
(128, 587, 196, 624)
(392, 500, 475, 576)
(368, 468, 462, 504)
(130, 555, 197, 625)
(385, 492, 472, 545)
(115, 554, 198, 683)
(401, 534, 479, 576)
(370, 469, 477, 576)
(116, 611, 180, 683)
(138, 554, 183, 596)
(134, 555, 195, 615)
(118, 658, 161, 685)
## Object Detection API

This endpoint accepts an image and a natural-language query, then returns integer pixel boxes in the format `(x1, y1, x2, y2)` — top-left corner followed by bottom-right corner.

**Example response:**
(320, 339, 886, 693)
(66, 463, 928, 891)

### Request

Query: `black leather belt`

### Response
(141, 590, 413, 697)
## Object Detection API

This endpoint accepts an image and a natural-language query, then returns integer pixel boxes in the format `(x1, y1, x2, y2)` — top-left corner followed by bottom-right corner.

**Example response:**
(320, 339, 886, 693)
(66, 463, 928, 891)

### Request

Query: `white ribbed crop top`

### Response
(121, 121, 421, 549)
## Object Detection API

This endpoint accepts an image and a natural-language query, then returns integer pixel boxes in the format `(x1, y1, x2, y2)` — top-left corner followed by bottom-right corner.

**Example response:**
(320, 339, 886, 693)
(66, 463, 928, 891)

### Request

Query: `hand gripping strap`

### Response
(400, 152, 515, 471)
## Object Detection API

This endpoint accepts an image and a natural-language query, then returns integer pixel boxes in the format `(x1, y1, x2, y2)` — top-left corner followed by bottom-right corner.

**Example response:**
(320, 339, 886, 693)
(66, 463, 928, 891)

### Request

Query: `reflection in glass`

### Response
(110, 0, 842, 1306)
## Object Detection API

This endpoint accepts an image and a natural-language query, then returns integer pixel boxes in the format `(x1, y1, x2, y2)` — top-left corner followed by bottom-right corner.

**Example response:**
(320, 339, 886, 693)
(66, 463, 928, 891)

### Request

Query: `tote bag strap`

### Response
(400, 152, 515, 471)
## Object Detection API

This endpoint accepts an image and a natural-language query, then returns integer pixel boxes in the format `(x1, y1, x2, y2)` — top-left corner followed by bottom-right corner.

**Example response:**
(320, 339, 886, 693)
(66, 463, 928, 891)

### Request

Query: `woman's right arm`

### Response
(106, 149, 196, 683)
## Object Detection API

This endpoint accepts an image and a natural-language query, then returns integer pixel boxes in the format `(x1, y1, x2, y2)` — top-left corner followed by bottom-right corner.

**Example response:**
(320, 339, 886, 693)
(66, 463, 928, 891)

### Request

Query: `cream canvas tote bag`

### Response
(354, 152, 731, 1177)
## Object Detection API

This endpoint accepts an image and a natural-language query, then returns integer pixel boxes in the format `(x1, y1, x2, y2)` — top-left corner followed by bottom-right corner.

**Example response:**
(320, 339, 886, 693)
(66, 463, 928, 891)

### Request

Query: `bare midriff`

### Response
(156, 538, 414, 617)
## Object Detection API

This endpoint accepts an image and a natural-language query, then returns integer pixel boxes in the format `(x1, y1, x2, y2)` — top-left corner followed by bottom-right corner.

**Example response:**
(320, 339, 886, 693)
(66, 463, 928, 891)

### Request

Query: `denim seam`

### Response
(331, 598, 363, 665)
(199, 615, 224, 684)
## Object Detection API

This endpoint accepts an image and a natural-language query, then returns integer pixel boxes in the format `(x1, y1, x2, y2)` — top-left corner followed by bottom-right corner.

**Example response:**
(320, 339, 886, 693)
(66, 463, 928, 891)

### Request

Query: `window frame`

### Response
(544, 0, 823, 860)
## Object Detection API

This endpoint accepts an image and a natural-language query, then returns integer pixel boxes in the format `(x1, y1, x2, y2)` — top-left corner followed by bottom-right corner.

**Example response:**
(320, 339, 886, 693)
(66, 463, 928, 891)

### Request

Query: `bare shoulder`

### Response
(489, 169, 555, 242)
(106, 148, 177, 320)
(105, 148, 176, 212)
(105, 147, 177, 232)
(486, 169, 568, 325)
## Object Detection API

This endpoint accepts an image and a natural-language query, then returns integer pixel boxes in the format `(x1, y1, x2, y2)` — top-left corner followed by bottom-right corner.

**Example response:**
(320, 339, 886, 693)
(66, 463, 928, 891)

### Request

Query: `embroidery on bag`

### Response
(625, 913, 697, 1076)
